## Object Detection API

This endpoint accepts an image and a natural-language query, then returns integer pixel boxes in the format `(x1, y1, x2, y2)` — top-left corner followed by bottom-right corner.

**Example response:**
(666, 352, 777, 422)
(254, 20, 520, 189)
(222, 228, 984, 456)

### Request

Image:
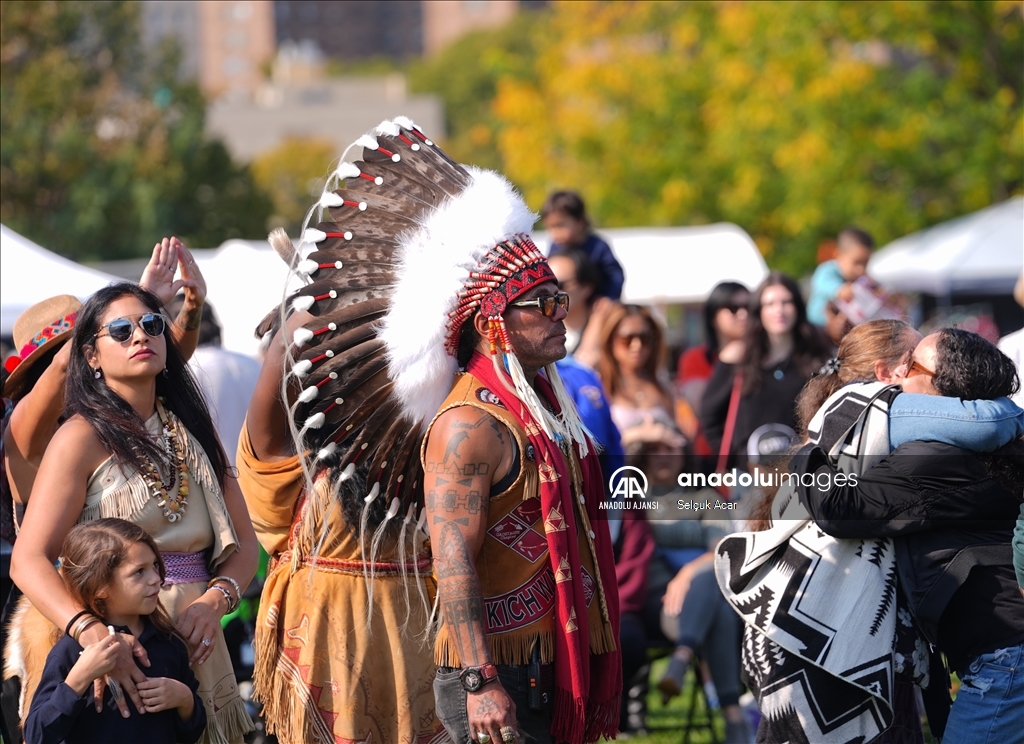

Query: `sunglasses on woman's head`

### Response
(508, 292, 570, 317)
(94, 313, 167, 342)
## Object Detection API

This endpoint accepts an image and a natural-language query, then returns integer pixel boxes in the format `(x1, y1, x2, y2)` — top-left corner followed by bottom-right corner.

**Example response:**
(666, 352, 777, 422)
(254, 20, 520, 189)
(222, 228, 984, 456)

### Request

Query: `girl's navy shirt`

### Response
(24, 618, 206, 744)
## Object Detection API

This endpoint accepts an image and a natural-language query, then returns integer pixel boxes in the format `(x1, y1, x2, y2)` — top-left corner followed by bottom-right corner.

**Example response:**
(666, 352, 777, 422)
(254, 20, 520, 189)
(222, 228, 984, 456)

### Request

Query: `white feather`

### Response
(339, 462, 356, 481)
(293, 359, 313, 377)
(393, 116, 415, 130)
(296, 259, 319, 276)
(385, 497, 400, 519)
(356, 134, 379, 151)
(364, 481, 380, 503)
(304, 412, 326, 429)
(298, 386, 318, 403)
(334, 162, 361, 179)
(317, 442, 337, 459)
(378, 168, 538, 426)
(320, 192, 343, 208)
(293, 327, 314, 347)
(375, 120, 400, 137)
(303, 228, 327, 243)
(291, 294, 315, 312)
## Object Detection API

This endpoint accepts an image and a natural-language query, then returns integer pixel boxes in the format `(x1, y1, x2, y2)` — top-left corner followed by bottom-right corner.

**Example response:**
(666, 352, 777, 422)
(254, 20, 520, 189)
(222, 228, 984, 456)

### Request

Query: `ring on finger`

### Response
(202, 637, 211, 647)
(500, 726, 518, 743)
(476, 732, 491, 744)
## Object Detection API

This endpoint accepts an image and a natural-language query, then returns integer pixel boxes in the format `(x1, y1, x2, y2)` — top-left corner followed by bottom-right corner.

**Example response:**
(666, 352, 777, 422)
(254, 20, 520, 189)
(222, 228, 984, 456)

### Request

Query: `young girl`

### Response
(24, 519, 205, 744)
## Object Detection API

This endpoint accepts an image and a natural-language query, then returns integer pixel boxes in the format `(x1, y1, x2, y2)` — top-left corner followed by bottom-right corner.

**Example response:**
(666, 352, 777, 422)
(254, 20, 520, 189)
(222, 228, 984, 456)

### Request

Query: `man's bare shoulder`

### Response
(424, 405, 511, 478)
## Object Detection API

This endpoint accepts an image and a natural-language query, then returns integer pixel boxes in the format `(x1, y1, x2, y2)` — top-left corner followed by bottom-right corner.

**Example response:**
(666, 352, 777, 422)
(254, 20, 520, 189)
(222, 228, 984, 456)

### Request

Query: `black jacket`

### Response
(794, 440, 1024, 671)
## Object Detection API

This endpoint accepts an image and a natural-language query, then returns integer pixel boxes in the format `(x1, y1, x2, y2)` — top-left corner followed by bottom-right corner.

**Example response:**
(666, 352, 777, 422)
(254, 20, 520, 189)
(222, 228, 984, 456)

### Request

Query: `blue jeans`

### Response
(943, 643, 1024, 743)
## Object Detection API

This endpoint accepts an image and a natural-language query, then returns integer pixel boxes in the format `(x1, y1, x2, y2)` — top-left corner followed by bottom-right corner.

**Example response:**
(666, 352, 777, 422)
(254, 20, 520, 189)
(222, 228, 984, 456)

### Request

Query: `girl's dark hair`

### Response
(740, 272, 830, 395)
(794, 319, 914, 436)
(60, 519, 179, 639)
(702, 281, 749, 362)
(596, 303, 669, 400)
(65, 283, 229, 485)
(456, 318, 480, 369)
(541, 190, 590, 227)
(932, 327, 1020, 401)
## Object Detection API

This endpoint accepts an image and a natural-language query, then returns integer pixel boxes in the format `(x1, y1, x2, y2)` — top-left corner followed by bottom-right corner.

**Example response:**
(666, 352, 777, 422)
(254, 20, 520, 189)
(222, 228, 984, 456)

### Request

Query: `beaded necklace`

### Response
(138, 405, 189, 522)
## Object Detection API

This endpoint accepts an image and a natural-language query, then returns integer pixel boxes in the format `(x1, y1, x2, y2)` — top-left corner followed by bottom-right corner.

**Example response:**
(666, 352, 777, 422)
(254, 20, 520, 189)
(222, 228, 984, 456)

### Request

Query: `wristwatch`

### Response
(460, 663, 499, 692)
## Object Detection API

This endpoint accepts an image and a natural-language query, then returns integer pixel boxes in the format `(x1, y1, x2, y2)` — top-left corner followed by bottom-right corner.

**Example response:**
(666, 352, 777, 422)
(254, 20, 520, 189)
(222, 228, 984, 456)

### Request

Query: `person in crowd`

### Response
(548, 249, 624, 486)
(1002, 273, 1024, 591)
(806, 227, 874, 326)
(675, 282, 750, 442)
(542, 190, 624, 301)
(717, 320, 1023, 743)
(10, 283, 257, 743)
(597, 304, 681, 451)
(701, 272, 830, 470)
(166, 297, 259, 468)
(547, 248, 613, 369)
(237, 305, 445, 744)
(614, 429, 753, 743)
(24, 519, 205, 744)
(420, 235, 622, 744)
(2, 238, 205, 744)
(796, 328, 1024, 743)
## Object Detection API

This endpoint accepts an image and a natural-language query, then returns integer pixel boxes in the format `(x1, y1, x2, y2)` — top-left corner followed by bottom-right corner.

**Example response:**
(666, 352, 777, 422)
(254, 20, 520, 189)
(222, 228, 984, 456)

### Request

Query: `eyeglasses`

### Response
(905, 358, 935, 378)
(615, 332, 653, 347)
(508, 292, 570, 317)
(94, 313, 167, 343)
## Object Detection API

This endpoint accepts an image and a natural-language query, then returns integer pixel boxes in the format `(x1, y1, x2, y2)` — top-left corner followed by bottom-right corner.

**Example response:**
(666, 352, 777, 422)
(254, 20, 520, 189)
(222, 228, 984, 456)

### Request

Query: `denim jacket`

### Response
(889, 394, 1024, 451)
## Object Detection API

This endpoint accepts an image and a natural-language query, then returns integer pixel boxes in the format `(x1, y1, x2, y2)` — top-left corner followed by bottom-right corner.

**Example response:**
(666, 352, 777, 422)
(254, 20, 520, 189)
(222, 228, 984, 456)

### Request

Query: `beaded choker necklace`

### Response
(139, 406, 189, 522)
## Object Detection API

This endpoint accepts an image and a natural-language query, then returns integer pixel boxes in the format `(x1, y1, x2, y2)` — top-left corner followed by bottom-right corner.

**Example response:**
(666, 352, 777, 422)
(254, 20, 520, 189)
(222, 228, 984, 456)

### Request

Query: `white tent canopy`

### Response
(869, 197, 1024, 296)
(537, 223, 769, 304)
(1, 224, 124, 337)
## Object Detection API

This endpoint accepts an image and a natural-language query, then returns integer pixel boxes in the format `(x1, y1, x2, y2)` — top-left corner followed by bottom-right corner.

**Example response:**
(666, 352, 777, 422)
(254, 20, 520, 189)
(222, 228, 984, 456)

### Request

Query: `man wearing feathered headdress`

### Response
(237, 119, 619, 744)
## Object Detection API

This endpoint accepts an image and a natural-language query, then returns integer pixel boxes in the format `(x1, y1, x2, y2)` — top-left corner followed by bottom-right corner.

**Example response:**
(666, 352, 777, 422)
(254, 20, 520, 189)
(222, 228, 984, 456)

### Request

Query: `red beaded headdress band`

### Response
(444, 234, 554, 356)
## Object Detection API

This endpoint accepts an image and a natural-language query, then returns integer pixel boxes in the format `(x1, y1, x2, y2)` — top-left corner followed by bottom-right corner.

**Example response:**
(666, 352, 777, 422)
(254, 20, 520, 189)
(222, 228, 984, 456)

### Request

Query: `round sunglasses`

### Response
(94, 313, 167, 343)
(508, 291, 570, 317)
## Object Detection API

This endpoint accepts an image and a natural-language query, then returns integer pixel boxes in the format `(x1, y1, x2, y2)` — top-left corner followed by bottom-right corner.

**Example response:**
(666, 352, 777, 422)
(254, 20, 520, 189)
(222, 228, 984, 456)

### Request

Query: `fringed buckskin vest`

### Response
(424, 372, 609, 667)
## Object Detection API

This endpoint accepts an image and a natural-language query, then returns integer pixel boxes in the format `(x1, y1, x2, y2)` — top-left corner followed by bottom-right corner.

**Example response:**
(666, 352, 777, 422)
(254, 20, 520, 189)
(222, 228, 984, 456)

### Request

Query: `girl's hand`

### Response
(78, 624, 150, 716)
(137, 677, 192, 714)
(64, 634, 120, 697)
(177, 590, 224, 665)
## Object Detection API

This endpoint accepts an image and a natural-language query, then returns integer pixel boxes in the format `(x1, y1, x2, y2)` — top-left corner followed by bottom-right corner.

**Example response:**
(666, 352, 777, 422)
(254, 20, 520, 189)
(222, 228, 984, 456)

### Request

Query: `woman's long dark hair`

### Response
(702, 281, 749, 364)
(65, 283, 229, 485)
(740, 272, 829, 395)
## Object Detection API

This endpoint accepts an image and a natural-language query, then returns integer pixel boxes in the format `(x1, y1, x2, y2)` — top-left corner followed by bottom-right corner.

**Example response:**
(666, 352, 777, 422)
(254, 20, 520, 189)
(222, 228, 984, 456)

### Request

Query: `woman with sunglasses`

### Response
(11, 283, 258, 743)
(596, 304, 681, 448)
(701, 272, 830, 470)
(676, 282, 750, 419)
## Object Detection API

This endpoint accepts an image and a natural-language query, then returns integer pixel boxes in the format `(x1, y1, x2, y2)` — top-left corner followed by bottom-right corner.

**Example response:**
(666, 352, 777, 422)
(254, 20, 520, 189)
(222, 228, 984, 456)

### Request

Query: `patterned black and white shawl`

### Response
(714, 382, 929, 743)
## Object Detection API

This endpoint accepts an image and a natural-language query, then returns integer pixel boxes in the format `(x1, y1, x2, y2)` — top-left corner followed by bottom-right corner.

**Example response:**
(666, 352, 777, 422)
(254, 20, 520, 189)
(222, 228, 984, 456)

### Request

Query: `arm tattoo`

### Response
(176, 305, 203, 331)
(435, 522, 475, 578)
(440, 575, 488, 666)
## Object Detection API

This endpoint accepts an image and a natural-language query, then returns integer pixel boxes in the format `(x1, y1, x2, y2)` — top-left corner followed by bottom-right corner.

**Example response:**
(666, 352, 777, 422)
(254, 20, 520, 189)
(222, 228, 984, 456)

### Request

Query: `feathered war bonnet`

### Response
(274, 118, 589, 537)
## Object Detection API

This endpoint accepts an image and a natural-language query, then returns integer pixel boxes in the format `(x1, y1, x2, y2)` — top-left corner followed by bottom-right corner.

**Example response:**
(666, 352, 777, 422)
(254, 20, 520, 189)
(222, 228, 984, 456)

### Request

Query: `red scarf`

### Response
(467, 353, 621, 743)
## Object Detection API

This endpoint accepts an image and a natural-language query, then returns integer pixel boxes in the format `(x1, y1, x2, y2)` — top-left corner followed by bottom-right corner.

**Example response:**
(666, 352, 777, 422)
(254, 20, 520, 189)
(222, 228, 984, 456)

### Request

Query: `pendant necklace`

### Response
(139, 407, 189, 522)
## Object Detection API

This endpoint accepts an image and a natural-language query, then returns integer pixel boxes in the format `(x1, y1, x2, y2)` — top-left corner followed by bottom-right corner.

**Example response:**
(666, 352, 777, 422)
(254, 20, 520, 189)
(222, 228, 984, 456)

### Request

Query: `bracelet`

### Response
(209, 585, 235, 614)
(71, 617, 101, 644)
(65, 610, 92, 637)
(209, 575, 242, 610)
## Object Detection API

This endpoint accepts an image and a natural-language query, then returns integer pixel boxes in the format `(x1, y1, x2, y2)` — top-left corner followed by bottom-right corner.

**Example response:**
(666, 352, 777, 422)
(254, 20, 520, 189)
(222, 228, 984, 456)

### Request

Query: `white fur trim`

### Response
(298, 386, 318, 403)
(375, 120, 401, 137)
(339, 462, 356, 481)
(356, 134, 379, 151)
(291, 294, 315, 312)
(320, 192, 343, 208)
(293, 327, 314, 347)
(364, 481, 380, 502)
(303, 228, 327, 243)
(393, 116, 416, 130)
(317, 442, 337, 459)
(378, 167, 538, 426)
(293, 359, 313, 377)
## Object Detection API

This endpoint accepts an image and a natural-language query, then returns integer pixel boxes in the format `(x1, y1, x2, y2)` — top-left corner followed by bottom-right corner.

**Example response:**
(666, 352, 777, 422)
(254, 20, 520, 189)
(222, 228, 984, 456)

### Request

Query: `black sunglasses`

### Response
(508, 292, 570, 317)
(94, 313, 167, 343)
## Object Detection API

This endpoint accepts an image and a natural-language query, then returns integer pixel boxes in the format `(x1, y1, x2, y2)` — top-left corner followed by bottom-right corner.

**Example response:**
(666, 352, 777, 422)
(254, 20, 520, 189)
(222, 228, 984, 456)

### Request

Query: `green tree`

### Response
(412, 1, 1023, 277)
(0, 0, 272, 260)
